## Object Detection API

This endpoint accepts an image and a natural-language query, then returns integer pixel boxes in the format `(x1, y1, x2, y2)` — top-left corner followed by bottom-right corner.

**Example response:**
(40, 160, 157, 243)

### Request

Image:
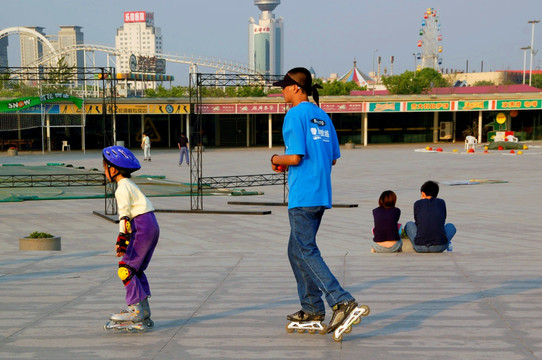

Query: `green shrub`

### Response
(28, 231, 54, 238)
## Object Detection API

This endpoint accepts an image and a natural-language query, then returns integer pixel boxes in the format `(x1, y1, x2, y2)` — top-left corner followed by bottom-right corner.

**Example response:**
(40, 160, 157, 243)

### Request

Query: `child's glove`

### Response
(116, 233, 130, 256)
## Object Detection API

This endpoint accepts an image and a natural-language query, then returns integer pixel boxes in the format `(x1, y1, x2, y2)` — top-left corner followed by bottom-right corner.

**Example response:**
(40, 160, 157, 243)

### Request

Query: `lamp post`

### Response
(528, 20, 540, 86)
(372, 49, 378, 93)
(521, 46, 531, 84)
(412, 53, 417, 71)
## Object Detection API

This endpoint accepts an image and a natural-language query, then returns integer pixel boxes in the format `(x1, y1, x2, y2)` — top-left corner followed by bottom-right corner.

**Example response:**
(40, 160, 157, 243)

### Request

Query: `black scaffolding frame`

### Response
(189, 73, 283, 211)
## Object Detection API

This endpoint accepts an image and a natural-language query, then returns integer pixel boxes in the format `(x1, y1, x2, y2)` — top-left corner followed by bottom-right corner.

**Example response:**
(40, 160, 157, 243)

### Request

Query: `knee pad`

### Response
(118, 262, 137, 285)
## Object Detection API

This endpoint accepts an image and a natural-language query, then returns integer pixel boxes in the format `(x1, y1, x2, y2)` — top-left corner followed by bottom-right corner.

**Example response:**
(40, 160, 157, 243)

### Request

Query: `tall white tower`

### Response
(248, 0, 283, 75)
(115, 11, 163, 92)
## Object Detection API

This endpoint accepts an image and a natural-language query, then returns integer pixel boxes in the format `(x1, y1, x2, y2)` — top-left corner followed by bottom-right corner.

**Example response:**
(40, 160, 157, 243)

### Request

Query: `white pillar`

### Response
(268, 114, 273, 148)
(452, 112, 457, 143)
(433, 112, 439, 143)
(246, 114, 250, 147)
(362, 113, 368, 146)
(46, 114, 51, 152)
(478, 111, 483, 143)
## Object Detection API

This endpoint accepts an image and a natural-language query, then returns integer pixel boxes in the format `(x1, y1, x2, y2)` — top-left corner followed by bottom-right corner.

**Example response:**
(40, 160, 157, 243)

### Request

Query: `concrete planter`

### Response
(345, 142, 355, 150)
(7, 149, 18, 156)
(19, 236, 61, 251)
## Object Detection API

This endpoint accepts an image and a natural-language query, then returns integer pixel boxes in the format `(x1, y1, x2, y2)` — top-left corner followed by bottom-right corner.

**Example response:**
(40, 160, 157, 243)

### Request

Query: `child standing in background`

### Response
(372, 190, 402, 253)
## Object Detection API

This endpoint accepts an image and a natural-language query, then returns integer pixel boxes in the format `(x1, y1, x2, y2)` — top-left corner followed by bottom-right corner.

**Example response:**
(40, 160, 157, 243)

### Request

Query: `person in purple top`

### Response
(372, 190, 402, 253)
(404, 180, 456, 253)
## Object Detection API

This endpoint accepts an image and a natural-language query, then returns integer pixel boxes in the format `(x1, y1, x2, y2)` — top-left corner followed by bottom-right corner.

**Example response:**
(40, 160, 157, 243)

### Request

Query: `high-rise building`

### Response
(57, 26, 84, 68)
(20, 26, 45, 67)
(115, 11, 163, 92)
(248, 0, 283, 75)
(0, 37, 8, 68)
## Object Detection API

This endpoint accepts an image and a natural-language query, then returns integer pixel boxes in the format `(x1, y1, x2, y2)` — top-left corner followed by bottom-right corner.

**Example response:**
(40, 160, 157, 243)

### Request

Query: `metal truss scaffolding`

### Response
(0, 66, 118, 215)
(189, 73, 283, 211)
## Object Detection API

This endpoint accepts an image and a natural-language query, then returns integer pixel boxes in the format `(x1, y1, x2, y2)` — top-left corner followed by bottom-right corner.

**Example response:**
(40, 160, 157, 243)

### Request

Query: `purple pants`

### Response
(121, 211, 159, 305)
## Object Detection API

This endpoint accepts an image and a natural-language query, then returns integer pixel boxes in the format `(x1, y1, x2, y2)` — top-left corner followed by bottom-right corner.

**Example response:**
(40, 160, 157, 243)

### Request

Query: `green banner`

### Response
(369, 102, 401, 112)
(496, 99, 542, 110)
(0, 94, 83, 113)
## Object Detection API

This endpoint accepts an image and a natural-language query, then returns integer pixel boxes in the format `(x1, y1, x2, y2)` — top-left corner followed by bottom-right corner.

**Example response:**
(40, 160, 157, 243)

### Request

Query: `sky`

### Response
(1, 0, 542, 85)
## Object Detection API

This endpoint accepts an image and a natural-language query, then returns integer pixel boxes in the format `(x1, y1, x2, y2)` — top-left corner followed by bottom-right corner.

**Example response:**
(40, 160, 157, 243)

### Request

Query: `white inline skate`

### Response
(285, 310, 327, 335)
(104, 298, 154, 333)
(327, 301, 370, 342)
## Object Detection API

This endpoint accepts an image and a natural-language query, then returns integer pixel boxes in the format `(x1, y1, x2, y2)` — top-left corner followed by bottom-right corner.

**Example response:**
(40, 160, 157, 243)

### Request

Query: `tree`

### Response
(318, 80, 366, 96)
(531, 74, 542, 89)
(44, 57, 74, 86)
(472, 80, 495, 86)
(382, 68, 449, 95)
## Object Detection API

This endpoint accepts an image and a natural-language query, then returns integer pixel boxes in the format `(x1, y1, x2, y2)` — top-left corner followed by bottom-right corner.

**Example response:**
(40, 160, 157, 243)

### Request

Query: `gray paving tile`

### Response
(1, 144, 542, 359)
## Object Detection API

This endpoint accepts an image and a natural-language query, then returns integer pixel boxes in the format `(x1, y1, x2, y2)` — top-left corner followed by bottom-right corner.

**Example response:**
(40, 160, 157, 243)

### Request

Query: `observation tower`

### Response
(248, 0, 283, 75)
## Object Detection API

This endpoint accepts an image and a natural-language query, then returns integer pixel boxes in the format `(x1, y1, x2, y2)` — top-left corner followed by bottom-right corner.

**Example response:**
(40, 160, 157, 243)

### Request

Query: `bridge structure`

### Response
(0, 26, 259, 76)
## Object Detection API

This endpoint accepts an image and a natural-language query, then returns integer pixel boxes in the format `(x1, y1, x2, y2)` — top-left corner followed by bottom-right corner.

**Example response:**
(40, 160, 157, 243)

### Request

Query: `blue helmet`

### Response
(103, 146, 141, 172)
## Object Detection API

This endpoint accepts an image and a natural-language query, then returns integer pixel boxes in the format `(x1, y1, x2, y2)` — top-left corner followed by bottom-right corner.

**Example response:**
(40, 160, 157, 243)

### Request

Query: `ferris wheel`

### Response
(416, 8, 443, 71)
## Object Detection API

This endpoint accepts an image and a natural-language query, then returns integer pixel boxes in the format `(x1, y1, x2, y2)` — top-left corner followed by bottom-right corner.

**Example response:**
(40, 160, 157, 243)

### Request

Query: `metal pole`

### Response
(528, 20, 540, 86)
(521, 46, 531, 84)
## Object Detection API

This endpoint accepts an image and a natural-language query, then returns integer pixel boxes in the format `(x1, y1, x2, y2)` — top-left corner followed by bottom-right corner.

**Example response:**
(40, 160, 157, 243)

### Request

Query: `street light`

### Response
(372, 49, 378, 93)
(521, 46, 531, 84)
(528, 20, 540, 86)
(412, 53, 417, 71)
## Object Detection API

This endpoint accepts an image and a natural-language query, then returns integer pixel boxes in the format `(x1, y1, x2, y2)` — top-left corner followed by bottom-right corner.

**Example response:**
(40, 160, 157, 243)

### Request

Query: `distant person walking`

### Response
(177, 132, 189, 166)
(141, 132, 151, 162)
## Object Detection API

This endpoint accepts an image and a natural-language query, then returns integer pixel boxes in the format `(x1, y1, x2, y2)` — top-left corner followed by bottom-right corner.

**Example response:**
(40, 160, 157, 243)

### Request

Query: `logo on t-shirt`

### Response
(311, 118, 326, 126)
(310, 127, 330, 141)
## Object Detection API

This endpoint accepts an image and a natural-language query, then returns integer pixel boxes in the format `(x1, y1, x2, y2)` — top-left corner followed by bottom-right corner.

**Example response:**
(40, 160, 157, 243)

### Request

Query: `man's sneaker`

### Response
(287, 309, 324, 322)
(326, 300, 358, 333)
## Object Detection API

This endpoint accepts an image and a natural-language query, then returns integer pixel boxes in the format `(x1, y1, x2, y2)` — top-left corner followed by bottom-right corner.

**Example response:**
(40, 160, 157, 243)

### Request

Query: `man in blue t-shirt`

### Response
(271, 67, 358, 334)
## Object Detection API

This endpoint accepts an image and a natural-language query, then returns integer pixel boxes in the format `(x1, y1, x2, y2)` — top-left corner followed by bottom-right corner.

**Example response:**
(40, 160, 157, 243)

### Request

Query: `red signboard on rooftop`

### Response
(124, 11, 146, 23)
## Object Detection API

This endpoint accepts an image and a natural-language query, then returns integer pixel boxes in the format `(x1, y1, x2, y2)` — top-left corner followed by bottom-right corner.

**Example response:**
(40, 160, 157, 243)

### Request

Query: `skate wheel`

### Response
(345, 326, 352, 334)
(296, 329, 306, 334)
(333, 333, 343, 342)
(145, 319, 154, 329)
(360, 305, 370, 316)
(353, 317, 361, 325)
(319, 324, 327, 335)
(308, 329, 316, 334)
(286, 323, 295, 333)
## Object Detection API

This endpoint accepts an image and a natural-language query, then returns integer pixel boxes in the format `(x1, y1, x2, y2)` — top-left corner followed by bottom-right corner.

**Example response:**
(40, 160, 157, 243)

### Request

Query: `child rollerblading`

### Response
(102, 146, 160, 333)
(271, 67, 369, 341)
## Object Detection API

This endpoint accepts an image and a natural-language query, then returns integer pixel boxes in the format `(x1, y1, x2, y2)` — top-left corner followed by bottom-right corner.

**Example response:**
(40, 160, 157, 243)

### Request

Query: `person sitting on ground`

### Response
(371, 190, 402, 253)
(404, 180, 456, 253)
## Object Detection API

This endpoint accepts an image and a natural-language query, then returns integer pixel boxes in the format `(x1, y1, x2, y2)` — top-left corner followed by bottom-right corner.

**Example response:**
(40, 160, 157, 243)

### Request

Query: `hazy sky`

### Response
(1, 0, 541, 85)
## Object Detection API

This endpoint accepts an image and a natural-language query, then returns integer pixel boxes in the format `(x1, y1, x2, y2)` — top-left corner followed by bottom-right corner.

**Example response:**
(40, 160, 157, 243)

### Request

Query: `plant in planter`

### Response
(19, 231, 61, 251)
(345, 140, 355, 149)
(7, 146, 18, 156)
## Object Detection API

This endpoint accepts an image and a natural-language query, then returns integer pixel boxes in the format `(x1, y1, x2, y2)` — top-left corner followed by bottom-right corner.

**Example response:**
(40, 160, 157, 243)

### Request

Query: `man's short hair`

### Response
(421, 180, 439, 198)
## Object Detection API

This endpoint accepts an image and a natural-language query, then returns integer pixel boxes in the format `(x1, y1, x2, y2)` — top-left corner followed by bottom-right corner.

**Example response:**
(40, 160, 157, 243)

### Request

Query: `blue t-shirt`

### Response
(282, 102, 340, 209)
(413, 197, 447, 246)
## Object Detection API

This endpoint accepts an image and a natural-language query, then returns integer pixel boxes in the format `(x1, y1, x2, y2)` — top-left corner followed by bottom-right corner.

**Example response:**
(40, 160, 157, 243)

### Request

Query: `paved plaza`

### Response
(1, 143, 541, 360)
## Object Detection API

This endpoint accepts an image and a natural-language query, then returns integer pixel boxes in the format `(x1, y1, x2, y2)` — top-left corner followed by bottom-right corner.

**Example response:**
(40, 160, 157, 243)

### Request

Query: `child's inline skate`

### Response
(104, 298, 154, 333)
(285, 310, 327, 335)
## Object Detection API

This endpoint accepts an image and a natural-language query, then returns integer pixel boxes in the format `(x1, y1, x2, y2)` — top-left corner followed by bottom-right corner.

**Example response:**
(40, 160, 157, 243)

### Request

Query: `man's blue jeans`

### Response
(404, 221, 456, 253)
(288, 206, 354, 316)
